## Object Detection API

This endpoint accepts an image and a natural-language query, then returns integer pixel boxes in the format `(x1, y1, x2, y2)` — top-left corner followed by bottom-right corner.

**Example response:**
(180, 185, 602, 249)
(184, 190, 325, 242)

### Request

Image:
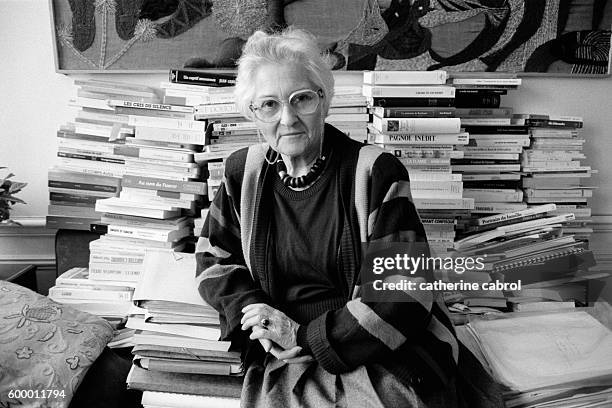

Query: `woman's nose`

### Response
(279, 102, 299, 126)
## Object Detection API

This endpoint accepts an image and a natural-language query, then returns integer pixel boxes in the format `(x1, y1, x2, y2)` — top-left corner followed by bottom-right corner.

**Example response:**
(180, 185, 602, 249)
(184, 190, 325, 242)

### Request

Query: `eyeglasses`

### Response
(249, 89, 324, 123)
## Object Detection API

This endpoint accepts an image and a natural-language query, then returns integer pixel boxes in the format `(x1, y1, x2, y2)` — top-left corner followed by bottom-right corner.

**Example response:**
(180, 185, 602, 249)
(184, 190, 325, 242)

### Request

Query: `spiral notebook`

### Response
(490, 246, 595, 285)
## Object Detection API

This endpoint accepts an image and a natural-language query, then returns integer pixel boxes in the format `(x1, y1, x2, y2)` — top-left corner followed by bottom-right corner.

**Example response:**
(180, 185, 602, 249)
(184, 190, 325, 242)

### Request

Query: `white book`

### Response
(412, 197, 475, 209)
(132, 331, 230, 352)
(107, 224, 191, 242)
(408, 172, 462, 181)
(461, 173, 521, 181)
(95, 197, 181, 219)
(371, 131, 469, 145)
(135, 125, 206, 145)
(126, 315, 220, 341)
(89, 262, 143, 282)
(362, 85, 455, 98)
(69, 97, 116, 111)
(363, 70, 447, 85)
(476, 203, 557, 226)
(57, 267, 138, 289)
(71, 121, 134, 137)
(452, 78, 521, 85)
(141, 391, 240, 408)
(49, 286, 133, 302)
(107, 99, 194, 113)
(472, 202, 527, 213)
(128, 116, 207, 131)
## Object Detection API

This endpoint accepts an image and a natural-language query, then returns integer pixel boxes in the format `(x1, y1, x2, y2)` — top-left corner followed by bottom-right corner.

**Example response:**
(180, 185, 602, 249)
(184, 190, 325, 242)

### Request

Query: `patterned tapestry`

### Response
(51, 0, 612, 74)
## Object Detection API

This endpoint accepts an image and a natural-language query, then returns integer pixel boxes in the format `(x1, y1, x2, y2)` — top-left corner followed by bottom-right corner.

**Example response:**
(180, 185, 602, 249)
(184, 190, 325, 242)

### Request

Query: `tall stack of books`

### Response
(126, 249, 242, 407)
(449, 75, 525, 218)
(328, 85, 369, 142)
(87, 79, 209, 290)
(47, 79, 157, 230)
(363, 70, 473, 254)
(517, 114, 594, 240)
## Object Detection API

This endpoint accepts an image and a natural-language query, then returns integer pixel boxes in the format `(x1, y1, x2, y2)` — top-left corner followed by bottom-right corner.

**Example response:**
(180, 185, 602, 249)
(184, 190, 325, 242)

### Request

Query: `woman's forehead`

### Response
(252, 62, 314, 98)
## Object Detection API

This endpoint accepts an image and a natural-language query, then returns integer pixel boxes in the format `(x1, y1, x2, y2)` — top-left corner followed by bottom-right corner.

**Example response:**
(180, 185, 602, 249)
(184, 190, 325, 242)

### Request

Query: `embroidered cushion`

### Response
(0, 280, 113, 407)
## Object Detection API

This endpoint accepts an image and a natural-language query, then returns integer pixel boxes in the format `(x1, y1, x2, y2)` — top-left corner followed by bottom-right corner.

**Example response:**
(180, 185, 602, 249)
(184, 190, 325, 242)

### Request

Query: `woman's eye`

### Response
(260, 100, 279, 110)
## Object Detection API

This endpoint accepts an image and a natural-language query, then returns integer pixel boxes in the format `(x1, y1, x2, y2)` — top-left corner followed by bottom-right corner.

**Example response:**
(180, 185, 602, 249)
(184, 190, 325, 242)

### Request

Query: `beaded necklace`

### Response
(276, 153, 328, 188)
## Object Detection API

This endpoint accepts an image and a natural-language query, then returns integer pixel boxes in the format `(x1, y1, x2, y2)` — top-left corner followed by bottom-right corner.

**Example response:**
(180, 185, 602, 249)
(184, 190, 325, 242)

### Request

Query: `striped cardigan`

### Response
(196, 125, 459, 390)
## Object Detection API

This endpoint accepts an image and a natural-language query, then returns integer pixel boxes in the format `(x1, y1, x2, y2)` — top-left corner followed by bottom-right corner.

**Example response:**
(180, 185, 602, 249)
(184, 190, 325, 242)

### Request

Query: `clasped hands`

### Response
(241, 303, 314, 364)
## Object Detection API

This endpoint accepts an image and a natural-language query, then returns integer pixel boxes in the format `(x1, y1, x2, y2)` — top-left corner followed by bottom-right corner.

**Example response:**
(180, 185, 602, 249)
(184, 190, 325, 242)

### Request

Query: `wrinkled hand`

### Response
(241, 304, 299, 350)
(257, 338, 314, 364)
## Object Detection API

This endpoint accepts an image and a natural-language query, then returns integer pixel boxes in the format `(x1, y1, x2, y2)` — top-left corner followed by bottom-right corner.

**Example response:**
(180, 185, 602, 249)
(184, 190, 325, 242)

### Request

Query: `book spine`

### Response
(454, 94, 500, 108)
(121, 175, 207, 195)
(114, 106, 194, 120)
(363, 70, 447, 85)
(464, 125, 529, 134)
(211, 121, 257, 131)
(369, 97, 455, 107)
(58, 151, 125, 164)
(114, 145, 193, 162)
(372, 117, 461, 133)
(412, 198, 475, 209)
(169, 69, 236, 86)
(363, 85, 455, 98)
(472, 203, 527, 213)
(88, 263, 142, 282)
(48, 180, 119, 193)
(49, 287, 133, 302)
(374, 132, 469, 144)
(135, 126, 206, 145)
(89, 252, 145, 264)
(128, 116, 207, 131)
(371, 107, 456, 118)
(108, 99, 194, 113)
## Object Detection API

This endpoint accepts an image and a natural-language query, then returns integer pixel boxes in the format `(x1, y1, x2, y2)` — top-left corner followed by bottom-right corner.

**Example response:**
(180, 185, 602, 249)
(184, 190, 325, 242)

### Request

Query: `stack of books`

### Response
(461, 310, 612, 407)
(168, 70, 256, 199)
(126, 249, 242, 407)
(518, 114, 594, 240)
(47, 79, 158, 230)
(446, 203, 597, 320)
(328, 85, 369, 142)
(48, 266, 135, 322)
(449, 74, 525, 217)
(363, 70, 473, 254)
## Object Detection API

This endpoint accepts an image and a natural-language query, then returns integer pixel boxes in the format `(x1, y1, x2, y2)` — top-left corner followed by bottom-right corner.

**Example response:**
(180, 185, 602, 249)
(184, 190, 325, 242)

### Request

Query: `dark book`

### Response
(370, 106, 455, 118)
(169, 69, 236, 87)
(48, 180, 119, 193)
(462, 180, 522, 189)
(90, 223, 108, 234)
(463, 125, 529, 134)
(57, 151, 125, 164)
(455, 88, 508, 96)
(525, 119, 583, 128)
(368, 97, 455, 107)
(50, 192, 98, 205)
(451, 159, 519, 165)
(455, 94, 500, 108)
(46, 215, 100, 231)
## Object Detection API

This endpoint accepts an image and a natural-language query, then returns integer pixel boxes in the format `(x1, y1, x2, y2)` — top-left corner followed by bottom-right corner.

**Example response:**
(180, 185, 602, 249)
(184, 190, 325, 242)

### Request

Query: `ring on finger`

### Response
(260, 317, 270, 328)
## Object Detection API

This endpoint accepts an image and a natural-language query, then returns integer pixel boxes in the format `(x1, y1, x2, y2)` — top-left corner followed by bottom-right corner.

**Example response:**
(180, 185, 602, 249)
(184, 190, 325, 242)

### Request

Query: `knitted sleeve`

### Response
(298, 153, 458, 374)
(195, 156, 271, 342)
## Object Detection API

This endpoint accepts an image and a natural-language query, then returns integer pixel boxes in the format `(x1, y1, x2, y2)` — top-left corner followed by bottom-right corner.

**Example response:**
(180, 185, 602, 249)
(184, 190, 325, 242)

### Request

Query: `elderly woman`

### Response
(195, 28, 461, 407)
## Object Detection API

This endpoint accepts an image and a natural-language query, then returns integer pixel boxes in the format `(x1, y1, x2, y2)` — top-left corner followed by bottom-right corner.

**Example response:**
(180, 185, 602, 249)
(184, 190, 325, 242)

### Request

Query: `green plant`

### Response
(0, 167, 27, 224)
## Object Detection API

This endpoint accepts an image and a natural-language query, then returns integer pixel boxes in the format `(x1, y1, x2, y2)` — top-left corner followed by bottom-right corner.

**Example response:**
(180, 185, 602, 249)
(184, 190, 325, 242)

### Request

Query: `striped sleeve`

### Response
(301, 153, 458, 378)
(195, 177, 271, 341)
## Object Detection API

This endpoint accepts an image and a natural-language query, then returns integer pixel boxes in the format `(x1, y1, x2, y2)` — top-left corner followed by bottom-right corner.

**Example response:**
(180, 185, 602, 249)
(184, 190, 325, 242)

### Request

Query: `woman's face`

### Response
(251, 62, 324, 160)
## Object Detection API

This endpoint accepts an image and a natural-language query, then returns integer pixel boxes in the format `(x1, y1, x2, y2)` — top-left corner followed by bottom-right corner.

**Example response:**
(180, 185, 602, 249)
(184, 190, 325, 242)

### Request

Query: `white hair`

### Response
(234, 27, 335, 120)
